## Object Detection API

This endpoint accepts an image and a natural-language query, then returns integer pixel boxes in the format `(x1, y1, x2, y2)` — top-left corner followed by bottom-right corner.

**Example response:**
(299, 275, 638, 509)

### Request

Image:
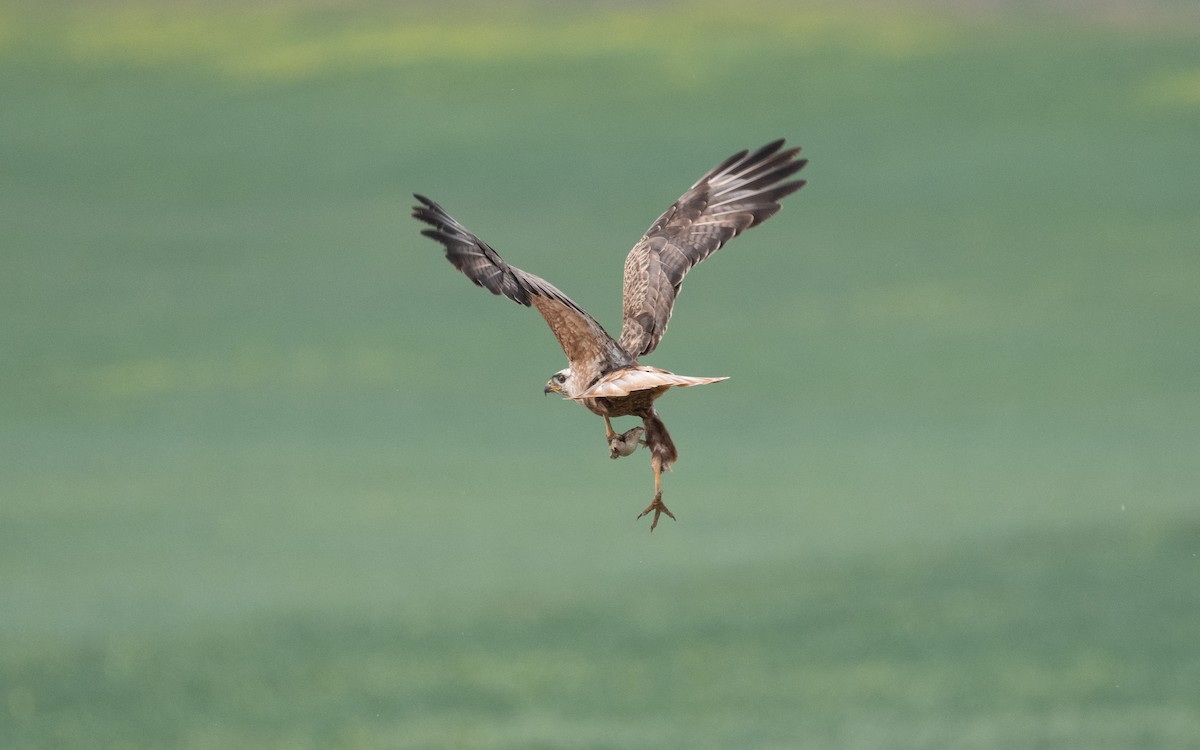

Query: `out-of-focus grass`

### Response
(11, 2, 968, 80)
(1, 1, 1198, 747)
(5, 520, 1197, 749)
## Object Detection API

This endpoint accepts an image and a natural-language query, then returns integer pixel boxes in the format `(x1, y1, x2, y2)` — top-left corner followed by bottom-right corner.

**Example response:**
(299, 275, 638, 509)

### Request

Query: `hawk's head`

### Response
(544, 368, 577, 398)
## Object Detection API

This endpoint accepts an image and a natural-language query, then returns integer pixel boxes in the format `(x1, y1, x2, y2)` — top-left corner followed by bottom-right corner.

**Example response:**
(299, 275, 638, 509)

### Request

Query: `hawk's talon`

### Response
(637, 493, 675, 532)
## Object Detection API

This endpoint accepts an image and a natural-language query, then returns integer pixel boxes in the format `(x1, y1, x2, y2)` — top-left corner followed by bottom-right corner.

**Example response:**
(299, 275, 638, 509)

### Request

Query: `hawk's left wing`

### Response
(413, 195, 632, 385)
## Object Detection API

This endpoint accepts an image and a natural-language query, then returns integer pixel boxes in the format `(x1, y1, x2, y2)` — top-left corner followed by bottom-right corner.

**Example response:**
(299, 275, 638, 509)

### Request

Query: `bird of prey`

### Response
(412, 139, 806, 531)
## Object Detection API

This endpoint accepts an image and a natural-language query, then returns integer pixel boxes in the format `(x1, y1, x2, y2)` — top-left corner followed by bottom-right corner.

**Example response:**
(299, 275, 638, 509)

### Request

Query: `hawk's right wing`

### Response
(618, 140, 807, 359)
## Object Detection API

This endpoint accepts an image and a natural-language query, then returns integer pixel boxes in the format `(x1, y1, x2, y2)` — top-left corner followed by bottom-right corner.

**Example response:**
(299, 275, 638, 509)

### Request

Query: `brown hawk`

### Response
(413, 140, 806, 530)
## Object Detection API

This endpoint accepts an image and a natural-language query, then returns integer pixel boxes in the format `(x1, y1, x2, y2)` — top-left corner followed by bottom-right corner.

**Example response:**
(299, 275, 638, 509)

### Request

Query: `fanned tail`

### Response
(642, 409, 678, 471)
(573, 369, 727, 400)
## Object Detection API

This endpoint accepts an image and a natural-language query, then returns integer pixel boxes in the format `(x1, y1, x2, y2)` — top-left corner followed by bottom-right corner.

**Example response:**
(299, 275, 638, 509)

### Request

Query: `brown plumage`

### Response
(412, 140, 806, 531)
(618, 140, 807, 358)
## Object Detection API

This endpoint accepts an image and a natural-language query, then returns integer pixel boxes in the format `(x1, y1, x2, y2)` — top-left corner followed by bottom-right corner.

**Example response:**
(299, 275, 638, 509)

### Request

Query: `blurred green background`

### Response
(2, 0, 1198, 747)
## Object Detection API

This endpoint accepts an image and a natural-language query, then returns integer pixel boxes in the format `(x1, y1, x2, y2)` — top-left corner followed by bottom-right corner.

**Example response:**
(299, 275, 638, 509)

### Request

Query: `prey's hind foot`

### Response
(608, 426, 646, 459)
(636, 492, 676, 532)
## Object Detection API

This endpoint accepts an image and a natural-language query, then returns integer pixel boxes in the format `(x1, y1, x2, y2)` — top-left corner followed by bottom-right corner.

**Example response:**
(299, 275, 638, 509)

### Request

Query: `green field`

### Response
(3, 1, 1199, 747)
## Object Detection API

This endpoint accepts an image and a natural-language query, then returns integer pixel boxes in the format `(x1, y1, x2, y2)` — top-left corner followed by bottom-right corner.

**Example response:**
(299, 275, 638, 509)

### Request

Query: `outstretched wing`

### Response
(618, 139, 807, 358)
(413, 195, 632, 384)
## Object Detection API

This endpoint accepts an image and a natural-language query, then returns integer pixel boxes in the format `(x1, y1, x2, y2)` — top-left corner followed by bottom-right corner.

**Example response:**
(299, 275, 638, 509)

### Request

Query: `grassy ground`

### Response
(2, 1, 1199, 748)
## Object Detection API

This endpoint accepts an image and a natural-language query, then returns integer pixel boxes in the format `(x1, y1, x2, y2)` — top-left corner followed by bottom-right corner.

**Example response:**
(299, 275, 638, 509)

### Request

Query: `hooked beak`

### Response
(544, 381, 561, 396)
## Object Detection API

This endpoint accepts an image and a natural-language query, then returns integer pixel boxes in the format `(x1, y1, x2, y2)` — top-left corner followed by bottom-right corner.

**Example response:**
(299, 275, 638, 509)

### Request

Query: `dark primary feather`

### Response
(413, 194, 546, 308)
(618, 139, 807, 358)
(412, 194, 632, 383)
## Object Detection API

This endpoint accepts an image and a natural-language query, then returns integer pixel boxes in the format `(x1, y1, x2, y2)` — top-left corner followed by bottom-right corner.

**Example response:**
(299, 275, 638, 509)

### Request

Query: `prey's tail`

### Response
(642, 409, 678, 471)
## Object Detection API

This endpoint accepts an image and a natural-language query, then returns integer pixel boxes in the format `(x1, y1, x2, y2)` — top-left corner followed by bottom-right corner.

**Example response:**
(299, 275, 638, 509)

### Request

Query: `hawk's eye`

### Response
(554, 373, 566, 383)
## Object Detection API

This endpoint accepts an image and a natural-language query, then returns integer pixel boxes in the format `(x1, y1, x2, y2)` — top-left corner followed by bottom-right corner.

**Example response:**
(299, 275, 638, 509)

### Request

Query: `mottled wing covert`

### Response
(618, 140, 807, 358)
(413, 195, 632, 383)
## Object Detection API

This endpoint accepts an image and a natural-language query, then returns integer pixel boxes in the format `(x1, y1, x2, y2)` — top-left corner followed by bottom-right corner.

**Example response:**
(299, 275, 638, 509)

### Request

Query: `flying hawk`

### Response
(413, 140, 806, 530)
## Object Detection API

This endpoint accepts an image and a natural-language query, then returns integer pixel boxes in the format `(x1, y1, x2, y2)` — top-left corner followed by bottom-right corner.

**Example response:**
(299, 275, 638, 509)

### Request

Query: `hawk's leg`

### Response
(636, 456, 676, 532)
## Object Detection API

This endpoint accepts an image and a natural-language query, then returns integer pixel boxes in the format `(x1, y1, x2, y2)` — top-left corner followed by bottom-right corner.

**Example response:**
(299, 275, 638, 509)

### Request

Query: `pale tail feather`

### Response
(573, 369, 728, 399)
